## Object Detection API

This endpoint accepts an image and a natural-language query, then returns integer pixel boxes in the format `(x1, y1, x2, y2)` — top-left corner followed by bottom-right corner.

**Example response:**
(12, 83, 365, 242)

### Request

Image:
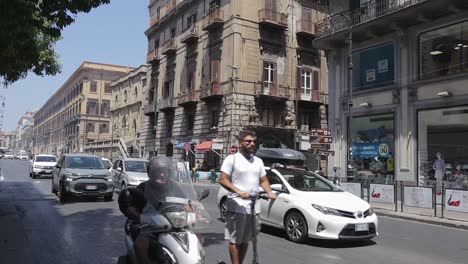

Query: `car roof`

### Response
(36, 154, 56, 157)
(256, 148, 306, 161)
(63, 153, 100, 157)
(120, 158, 148, 161)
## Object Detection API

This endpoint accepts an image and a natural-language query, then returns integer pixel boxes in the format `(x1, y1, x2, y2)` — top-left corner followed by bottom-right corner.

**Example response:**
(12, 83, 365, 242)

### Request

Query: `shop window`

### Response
(352, 42, 395, 91)
(90, 81, 98, 93)
(417, 106, 468, 187)
(349, 113, 395, 184)
(419, 20, 468, 79)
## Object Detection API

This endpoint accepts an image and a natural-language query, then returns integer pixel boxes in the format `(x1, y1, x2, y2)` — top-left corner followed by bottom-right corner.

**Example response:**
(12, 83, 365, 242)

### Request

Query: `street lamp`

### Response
(328, 12, 353, 180)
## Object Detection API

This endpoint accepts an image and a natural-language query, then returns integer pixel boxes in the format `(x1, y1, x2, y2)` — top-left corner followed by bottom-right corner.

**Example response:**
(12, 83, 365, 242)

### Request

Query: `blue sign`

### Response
(352, 42, 395, 90)
(352, 142, 391, 158)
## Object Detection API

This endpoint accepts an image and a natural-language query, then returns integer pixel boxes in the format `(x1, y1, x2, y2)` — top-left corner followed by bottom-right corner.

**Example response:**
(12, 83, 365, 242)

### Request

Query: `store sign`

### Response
(403, 186, 433, 208)
(352, 142, 391, 158)
(310, 129, 331, 136)
(445, 189, 468, 213)
(370, 184, 394, 204)
(340, 182, 362, 198)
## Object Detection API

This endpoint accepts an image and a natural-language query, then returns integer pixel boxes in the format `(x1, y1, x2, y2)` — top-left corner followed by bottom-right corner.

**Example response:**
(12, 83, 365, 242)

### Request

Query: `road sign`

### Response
(230, 145, 237, 154)
(310, 129, 332, 137)
(184, 142, 191, 150)
(317, 150, 335, 156)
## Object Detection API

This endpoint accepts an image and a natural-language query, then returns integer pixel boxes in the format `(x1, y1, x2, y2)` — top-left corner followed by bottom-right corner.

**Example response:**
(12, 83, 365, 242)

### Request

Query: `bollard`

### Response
(400, 181, 404, 212)
(394, 181, 398, 212)
(433, 183, 437, 217)
(441, 183, 445, 218)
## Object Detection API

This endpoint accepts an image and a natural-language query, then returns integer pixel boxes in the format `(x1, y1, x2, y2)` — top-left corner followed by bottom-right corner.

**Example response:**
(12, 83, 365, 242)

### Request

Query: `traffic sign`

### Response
(310, 129, 332, 137)
(184, 142, 191, 150)
(230, 145, 237, 154)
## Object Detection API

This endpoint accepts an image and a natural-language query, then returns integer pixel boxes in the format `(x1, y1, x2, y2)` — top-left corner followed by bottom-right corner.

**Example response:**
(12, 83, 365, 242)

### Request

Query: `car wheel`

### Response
(58, 183, 68, 204)
(285, 211, 308, 243)
(219, 198, 227, 222)
(29, 171, 32, 178)
(32, 172, 37, 179)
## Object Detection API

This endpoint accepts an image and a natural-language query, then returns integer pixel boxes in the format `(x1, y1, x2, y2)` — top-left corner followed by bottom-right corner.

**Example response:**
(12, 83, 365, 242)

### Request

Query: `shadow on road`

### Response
(260, 225, 377, 248)
(197, 231, 226, 247)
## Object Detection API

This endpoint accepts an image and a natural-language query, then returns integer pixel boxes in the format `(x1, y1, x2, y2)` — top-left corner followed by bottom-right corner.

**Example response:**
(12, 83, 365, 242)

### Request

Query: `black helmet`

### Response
(147, 156, 172, 181)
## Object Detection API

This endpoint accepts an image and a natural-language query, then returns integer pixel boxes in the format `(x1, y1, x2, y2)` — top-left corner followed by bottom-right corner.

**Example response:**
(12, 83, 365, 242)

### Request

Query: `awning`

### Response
(195, 141, 213, 152)
(175, 141, 194, 150)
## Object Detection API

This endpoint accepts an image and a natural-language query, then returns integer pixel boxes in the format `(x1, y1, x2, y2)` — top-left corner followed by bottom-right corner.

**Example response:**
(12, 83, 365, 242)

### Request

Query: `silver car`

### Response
(51, 154, 113, 203)
(111, 158, 148, 190)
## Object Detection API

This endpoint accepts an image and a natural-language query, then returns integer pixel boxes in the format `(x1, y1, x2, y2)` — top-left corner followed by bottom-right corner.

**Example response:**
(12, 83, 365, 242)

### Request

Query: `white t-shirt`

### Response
(221, 153, 266, 214)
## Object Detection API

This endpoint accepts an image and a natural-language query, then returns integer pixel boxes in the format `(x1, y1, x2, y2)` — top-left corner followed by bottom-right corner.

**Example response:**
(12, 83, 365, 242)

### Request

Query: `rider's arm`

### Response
(219, 172, 248, 198)
(260, 175, 277, 200)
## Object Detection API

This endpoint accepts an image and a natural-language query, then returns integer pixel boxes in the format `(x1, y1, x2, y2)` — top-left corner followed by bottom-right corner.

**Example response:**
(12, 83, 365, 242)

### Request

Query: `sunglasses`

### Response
(242, 140, 256, 144)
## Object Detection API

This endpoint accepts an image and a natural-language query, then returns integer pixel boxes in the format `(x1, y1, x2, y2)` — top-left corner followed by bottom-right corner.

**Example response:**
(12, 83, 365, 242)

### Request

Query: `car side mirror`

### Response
(55, 164, 61, 169)
(270, 184, 285, 192)
(117, 167, 122, 172)
(107, 165, 112, 169)
(198, 189, 210, 201)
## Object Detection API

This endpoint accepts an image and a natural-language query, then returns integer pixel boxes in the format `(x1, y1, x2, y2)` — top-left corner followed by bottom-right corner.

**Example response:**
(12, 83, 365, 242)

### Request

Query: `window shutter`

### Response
(312, 68, 320, 101)
(272, 62, 277, 96)
(297, 67, 302, 98)
(210, 60, 220, 93)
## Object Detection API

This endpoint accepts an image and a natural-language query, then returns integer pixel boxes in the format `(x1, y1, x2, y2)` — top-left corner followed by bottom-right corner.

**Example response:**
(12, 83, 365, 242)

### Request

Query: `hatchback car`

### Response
(30, 154, 57, 178)
(4, 152, 14, 159)
(51, 154, 113, 203)
(217, 164, 378, 243)
(111, 158, 148, 190)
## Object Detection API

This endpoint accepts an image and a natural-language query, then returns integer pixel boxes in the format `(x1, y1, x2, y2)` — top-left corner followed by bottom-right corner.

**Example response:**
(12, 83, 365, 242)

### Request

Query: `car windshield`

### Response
(280, 169, 342, 192)
(125, 160, 148, 172)
(102, 159, 112, 168)
(67, 156, 105, 169)
(36, 156, 57, 162)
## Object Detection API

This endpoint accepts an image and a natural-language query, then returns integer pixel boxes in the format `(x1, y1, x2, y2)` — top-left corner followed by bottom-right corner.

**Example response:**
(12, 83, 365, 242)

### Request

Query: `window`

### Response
(166, 113, 174, 134)
(262, 107, 281, 127)
(187, 112, 195, 131)
(125, 161, 148, 172)
(170, 27, 176, 38)
(104, 82, 111, 94)
(300, 69, 312, 97)
(163, 81, 171, 98)
(122, 116, 127, 130)
(352, 42, 394, 90)
(87, 100, 98, 115)
(134, 87, 138, 98)
(263, 62, 276, 93)
(101, 100, 110, 116)
(100, 123, 109, 133)
(133, 119, 137, 134)
(124, 90, 128, 102)
(266, 170, 283, 185)
(87, 122, 95, 132)
(67, 156, 104, 169)
(149, 114, 156, 136)
(210, 110, 219, 128)
(90, 81, 98, 93)
(156, 6, 161, 20)
(420, 20, 468, 79)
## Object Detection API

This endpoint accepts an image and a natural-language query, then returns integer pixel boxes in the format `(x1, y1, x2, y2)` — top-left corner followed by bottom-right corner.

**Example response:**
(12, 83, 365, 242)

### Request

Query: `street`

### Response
(1, 159, 468, 264)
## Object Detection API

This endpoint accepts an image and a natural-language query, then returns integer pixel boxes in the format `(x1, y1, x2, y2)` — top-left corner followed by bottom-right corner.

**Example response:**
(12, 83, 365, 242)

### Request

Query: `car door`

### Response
(112, 159, 120, 188)
(260, 170, 292, 227)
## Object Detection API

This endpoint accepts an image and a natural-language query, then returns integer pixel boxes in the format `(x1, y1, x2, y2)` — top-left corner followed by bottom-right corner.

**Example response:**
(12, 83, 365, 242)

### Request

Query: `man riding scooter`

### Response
(126, 156, 187, 264)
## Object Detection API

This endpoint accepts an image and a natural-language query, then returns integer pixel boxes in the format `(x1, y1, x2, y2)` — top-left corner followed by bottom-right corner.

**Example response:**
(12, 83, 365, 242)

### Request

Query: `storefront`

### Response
(349, 113, 395, 184)
(417, 105, 468, 188)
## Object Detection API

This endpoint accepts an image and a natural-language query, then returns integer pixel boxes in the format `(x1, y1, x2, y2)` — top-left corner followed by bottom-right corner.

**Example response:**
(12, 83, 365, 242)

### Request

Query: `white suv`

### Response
(30, 154, 57, 179)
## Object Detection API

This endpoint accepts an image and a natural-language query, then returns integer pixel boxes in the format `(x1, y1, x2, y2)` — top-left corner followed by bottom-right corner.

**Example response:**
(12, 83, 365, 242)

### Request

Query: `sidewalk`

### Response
(0, 177, 35, 264)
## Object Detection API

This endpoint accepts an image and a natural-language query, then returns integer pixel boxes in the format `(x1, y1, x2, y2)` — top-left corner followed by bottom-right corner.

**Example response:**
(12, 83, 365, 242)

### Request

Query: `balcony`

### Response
(202, 9, 224, 31)
(314, 0, 468, 48)
(161, 38, 177, 56)
(200, 82, 223, 102)
(258, 9, 288, 29)
(297, 90, 321, 103)
(254, 82, 291, 101)
(180, 25, 199, 44)
(166, 0, 176, 14)
(149, 15, 159, 28)
(178, 90, 200, 106)
(144, 102, 156, 115)
(146, 49, 160, 63)
(296, 19, 315, 36)
(158, 96, 177, 111)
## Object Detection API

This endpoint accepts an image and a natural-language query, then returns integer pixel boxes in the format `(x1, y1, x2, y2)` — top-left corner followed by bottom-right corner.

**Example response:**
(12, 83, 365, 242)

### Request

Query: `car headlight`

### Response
(105, 172, 111, 177)
(65, 172, 79, 176)
(312, 204, 342, 216)
(34, 165, 42, 169)
(165, 210, 187, 229)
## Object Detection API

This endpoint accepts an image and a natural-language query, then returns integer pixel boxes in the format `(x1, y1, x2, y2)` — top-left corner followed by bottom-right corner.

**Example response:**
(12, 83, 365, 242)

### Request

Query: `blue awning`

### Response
(175, 141, 194, 150)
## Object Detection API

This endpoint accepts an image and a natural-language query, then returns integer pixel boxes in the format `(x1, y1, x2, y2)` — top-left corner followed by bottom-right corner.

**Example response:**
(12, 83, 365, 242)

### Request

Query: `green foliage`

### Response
(0, 0, 110, 86)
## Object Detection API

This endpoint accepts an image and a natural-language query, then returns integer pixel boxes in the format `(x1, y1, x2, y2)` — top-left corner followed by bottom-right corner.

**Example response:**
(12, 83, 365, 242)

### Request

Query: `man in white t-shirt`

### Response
(219, 130, 276, 264)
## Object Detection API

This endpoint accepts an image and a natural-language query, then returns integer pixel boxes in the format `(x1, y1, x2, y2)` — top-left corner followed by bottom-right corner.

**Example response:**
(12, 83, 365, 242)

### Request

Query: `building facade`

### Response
(110, 65, 149, 158)
(314, 0, 468, 186)
(33, 62, 133, 155)
(144, 0, 329, 170)
(0, 131, 16, 150)
(15, 111, 35, 152)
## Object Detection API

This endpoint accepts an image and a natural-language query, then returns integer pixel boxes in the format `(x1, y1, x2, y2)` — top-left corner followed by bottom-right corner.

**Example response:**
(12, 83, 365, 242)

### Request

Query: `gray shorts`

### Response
(224, 211, 260, 245)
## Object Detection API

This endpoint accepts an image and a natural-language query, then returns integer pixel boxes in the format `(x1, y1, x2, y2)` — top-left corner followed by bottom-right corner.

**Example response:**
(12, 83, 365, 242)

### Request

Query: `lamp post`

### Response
(328, 12, 353, 180)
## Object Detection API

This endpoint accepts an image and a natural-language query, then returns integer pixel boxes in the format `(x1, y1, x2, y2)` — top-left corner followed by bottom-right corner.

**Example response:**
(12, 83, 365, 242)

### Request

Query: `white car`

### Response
(30, 154, 57, 179)
(19, 155, 29, 160)
(4, 152, 14, 159)
(217, 165, 378, 243)
(101, 158, 113, 174)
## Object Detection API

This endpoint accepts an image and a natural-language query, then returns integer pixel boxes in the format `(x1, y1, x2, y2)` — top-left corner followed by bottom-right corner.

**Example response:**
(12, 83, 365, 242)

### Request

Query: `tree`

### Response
(0, 0, 110, 86)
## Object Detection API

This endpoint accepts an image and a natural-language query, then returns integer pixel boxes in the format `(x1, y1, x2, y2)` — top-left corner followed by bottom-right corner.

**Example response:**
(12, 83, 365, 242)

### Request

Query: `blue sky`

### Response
(2, 0, 148, 131)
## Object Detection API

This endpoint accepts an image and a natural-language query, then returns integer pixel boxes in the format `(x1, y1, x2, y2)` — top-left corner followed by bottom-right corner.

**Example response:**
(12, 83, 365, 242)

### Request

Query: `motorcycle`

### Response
(118, 161, 211, 264)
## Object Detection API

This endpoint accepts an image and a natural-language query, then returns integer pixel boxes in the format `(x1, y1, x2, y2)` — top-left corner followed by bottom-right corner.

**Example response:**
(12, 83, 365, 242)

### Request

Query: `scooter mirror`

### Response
(198, 189, 210, 201)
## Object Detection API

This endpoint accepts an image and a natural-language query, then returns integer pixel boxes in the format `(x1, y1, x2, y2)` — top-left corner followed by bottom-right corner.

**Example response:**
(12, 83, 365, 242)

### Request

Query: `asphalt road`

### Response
(1, 159, 468, 264)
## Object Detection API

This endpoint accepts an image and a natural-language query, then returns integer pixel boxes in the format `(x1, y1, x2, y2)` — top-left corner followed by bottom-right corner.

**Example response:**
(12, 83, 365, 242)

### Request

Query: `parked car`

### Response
(51, 153, 113, 203)
(19, 154, 29, 160)
(4, 152, 14, 159)
(111, 157, 148, 190)
(217, 149, 378, 243)
(30, 154, 57, 178)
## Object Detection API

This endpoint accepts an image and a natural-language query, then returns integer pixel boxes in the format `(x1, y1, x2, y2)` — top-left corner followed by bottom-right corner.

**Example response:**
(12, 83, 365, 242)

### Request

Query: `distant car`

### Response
(30, 154, 57, 178)
(19, 154, 29, 160)
(51, 153, 114, 203)
(4, 152, 14, 159)
(111, 157, 149, 190)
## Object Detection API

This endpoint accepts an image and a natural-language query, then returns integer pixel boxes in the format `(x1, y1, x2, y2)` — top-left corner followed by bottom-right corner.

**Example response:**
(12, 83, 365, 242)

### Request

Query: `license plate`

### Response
(45, 170, 52, 173)
(355, 223, 369, 232)
(85, 185, 97, 190)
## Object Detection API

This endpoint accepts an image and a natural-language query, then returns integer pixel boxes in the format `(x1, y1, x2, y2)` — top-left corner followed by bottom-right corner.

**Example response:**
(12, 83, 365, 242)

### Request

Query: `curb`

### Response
(375, 209, 468, 230)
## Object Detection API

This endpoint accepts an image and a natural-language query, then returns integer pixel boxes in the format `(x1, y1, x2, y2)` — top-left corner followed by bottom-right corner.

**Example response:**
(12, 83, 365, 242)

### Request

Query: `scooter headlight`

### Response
(161, 246, 178, 264)
(165, 210, 187, 228)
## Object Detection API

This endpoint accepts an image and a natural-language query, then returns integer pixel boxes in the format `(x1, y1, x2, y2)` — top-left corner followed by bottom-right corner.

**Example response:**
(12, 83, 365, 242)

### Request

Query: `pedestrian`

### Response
(191, 162, 197, 183)
(219, 130, 277, 264)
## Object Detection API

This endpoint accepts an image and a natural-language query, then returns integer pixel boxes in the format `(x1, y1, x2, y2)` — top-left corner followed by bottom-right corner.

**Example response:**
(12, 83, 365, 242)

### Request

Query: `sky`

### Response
(2, 0, 149, 131)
